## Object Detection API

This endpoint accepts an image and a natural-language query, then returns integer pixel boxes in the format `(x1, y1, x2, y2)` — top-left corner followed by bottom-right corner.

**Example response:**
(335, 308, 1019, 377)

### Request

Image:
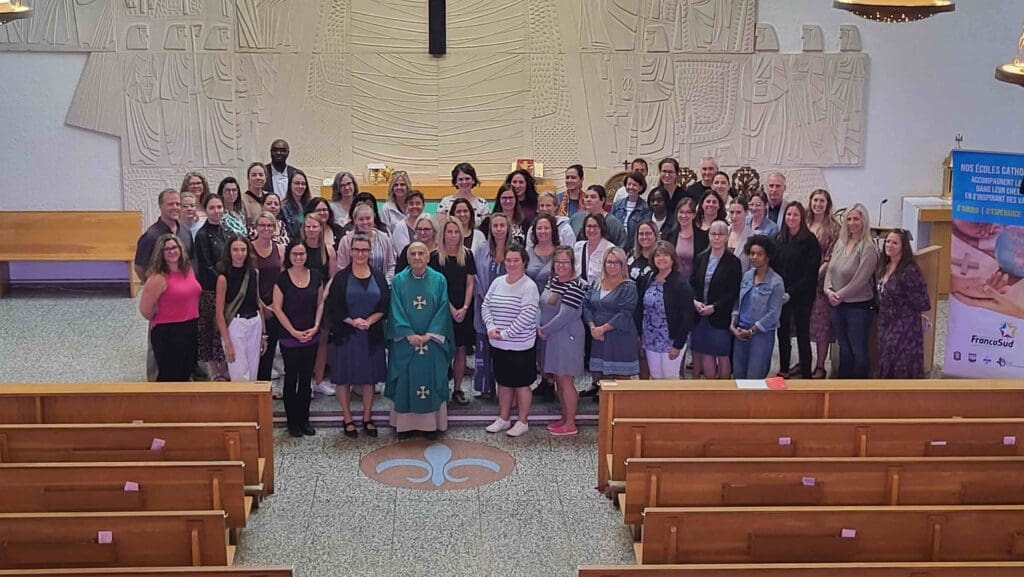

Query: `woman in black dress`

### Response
(273, 242, 325, 438)
(430, 217, 477, 406)
(325, 233, 390, 438)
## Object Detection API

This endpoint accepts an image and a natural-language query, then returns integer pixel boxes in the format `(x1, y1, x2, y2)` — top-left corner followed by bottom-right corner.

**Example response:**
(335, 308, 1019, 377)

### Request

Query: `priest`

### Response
(385, 242, 455, 439)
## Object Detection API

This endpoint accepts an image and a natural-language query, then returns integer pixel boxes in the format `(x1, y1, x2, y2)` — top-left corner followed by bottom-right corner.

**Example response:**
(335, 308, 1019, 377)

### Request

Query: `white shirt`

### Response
(271, 166, 288, 197)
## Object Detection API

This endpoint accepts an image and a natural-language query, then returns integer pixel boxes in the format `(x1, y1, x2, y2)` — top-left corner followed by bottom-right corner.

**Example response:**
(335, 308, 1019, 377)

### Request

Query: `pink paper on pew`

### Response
(123, 481, 139, 492)
(801, 476, 815, 486)
(930, 440, 947, 446)
(778, 436, 791, 446)
(840, 529, 856, 538)
(1005, 436, 1017, 446)
(97, 531, 113, 544)
(150, 438, 165, 451)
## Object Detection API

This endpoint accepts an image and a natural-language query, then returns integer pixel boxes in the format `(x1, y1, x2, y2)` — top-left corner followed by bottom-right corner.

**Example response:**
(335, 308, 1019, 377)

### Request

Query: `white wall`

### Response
(0, 1, 1022, 226)
(0, 52, 121, 210)
(761, 0, 1024, 226)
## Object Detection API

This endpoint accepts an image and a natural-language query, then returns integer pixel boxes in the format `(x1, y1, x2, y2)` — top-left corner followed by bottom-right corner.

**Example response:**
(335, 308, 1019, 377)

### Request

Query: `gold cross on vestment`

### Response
(415, 343, 428, 355)
(413, 296, 427, 310)
(417, 386, 430, 399)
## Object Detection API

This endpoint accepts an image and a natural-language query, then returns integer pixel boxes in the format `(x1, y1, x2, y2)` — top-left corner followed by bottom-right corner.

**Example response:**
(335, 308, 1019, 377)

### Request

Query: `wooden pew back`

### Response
(0, 570, 292, 577)
(0, 383, 274, 494)
(609, 418, 1024, 482)
(579, 561, 1024, 577)
(0, 511, 228, 569)
(639, 505, 1024, 565)
(623, 456, 1024, 525)
(0, 422, 262, 488)
(597, 379, 1024, 488)
(0, 462, 248, 529)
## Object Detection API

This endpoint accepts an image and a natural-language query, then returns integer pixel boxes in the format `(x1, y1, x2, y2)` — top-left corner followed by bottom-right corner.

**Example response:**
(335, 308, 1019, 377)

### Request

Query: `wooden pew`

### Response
(0, 461, 249, 530)
(0, 570, 291, 577)
(622, 456, 1024, 526)
(579, 561, 1024, 576)
(0, 511, 230, 569)
(608, 418, 1024, 483)
(597, 379, 1024, 489)
(0, 383, 274, 495)
(0, 210, 142, 298)
(637, 505, 1024, 565)
(0, 422, 262, 489)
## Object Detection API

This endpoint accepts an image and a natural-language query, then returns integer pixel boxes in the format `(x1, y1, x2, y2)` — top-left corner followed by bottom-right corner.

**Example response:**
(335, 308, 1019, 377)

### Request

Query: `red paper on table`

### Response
(765, 376, 787, 390)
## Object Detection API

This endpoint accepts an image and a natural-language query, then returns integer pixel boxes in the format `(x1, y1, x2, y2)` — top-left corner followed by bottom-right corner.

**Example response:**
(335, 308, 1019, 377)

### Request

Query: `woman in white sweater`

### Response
(482, 242, 540, 437)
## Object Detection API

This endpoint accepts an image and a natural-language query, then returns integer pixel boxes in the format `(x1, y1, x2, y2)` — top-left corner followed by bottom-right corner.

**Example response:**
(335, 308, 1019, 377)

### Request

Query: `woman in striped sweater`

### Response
(482, 242, 541, 438)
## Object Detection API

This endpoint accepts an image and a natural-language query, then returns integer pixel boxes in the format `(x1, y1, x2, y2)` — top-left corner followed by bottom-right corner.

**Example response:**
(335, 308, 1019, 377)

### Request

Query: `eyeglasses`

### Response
(709, 231, 727, 237)
(256, 223, 275, 229)
(351, 248, 371, 254)
(416, 227, 434, 232)
(314, 208, 330, 213)
(606, 260, 622, 266)
(163, 246, 180, 253)
(553, 260, 572, 266)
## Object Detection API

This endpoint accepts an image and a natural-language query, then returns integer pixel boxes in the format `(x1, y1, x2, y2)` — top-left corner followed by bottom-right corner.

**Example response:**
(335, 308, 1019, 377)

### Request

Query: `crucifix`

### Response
(428, 0, 446, 56)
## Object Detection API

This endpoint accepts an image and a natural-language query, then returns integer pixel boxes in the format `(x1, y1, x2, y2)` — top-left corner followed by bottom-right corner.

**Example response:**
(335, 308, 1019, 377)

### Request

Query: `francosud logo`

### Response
(360, 440, 516, 490)
(970, 322, 1017, 349)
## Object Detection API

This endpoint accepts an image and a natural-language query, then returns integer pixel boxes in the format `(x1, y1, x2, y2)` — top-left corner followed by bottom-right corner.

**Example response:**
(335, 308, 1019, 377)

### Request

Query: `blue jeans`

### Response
(830, 303, 876, 379)
(732, 330, 776, 379)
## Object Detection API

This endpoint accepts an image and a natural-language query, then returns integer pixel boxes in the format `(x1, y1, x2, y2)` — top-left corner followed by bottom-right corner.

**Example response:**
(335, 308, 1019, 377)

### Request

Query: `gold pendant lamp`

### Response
(833, 0, 954, 23)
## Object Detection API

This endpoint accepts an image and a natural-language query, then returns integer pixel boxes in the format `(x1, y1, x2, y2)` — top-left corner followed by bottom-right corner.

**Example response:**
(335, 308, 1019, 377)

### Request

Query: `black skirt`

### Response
(490, 345, 537, 388)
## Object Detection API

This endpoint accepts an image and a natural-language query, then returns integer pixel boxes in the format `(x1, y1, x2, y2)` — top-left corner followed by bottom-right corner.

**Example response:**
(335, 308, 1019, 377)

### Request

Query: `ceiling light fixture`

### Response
(995, 24, 1024, 88)
(0, 1, 31, 25)
(833, 0, 954, 23)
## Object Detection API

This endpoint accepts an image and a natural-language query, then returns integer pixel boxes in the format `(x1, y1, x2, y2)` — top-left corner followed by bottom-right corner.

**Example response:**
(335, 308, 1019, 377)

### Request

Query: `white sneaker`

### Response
(506, 421, 529, 437)
(485, 418, 511, 433)
(313, 380, 336, 396)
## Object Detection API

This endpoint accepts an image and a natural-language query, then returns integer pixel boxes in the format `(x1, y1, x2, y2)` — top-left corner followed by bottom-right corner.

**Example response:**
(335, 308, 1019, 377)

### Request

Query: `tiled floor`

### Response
(0, 289, 949, 577)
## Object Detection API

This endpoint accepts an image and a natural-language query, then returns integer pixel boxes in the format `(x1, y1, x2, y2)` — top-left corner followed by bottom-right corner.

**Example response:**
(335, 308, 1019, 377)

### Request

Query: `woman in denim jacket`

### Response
(731, 234, 785, 379)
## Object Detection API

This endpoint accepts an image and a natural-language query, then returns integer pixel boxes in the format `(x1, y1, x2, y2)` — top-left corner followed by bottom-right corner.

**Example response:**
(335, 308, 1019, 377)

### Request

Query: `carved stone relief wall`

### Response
(0, 0, 868, 222)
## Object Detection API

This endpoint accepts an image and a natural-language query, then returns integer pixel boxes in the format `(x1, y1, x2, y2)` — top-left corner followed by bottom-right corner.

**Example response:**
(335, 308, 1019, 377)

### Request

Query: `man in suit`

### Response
(264, 139, 297, 197)
(765, 171, 790, 227)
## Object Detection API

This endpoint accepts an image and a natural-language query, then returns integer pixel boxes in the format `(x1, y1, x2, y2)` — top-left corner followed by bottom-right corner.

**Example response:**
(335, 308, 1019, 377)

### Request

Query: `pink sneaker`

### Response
(549, 423, 578, 436)
(546, 420, 564, 432)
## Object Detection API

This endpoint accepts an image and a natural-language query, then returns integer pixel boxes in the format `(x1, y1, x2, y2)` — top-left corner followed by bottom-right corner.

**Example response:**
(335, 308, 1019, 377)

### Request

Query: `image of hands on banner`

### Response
(946, 150, 1024, 377)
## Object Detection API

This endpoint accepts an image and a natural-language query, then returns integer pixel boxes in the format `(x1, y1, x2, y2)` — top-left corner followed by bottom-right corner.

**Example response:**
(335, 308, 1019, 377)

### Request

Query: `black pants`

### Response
(777, 296, 814, 378)
(281, 344, 316, 430)
(151, 319, 199, 382)
(257, 316, 280, 381)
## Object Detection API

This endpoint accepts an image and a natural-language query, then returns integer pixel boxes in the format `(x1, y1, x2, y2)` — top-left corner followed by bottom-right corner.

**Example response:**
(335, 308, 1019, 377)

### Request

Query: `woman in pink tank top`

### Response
(139, 234, 202, 381)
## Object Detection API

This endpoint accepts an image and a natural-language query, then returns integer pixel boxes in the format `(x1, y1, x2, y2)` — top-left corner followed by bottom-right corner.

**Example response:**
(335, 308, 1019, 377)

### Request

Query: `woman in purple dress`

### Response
(875, 229, 931, 379)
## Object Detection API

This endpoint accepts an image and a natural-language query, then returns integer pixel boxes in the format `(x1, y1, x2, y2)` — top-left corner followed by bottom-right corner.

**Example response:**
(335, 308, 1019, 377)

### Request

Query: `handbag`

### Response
(223, 270, 251, 323)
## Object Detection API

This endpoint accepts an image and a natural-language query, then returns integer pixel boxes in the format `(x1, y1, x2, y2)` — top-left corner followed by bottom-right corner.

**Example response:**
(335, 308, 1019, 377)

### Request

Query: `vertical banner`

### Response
(945, 150, 1024, 377)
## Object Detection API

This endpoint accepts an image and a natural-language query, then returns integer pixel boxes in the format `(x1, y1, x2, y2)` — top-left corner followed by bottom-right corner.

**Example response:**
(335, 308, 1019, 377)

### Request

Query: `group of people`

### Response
(135, 142, 933, 440)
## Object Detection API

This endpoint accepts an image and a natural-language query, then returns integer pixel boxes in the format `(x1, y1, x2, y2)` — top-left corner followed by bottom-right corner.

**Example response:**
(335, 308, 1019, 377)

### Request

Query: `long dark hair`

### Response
(492, 183, 523, 225)
(505, 169, 538, 212)
(217, 234, 256, 275)
(696, 189, 726, 227)
(877, 229, 918, 280)
(217, 177, 243, 212)
(777, 201, 813, 243)
(530, 214, 559, 247)
(284, 169, 312, 212)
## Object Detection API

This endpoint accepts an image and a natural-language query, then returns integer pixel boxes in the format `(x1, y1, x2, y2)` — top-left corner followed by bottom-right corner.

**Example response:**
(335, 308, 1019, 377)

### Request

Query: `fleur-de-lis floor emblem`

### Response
(375, 443, 501, 487)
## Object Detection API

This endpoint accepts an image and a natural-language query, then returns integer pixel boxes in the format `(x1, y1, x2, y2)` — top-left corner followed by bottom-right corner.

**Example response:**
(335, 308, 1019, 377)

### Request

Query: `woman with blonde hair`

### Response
(381, 170, 414, 233)
(337, 202, 396, 282)
(806, 188, 841, 378)
(180, 171, 210, 214)
(430, 217, 477, 406)
(582, 246, 639, 396)
(825, 203, 878, 379)
(472, 212, 511, 398)
(179, 191, 206, 239)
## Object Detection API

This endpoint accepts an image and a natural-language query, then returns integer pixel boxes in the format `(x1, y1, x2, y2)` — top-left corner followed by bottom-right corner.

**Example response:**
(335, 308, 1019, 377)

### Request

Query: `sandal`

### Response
(362, 420, 378, 437)
(343, 421, 358, 439)
(811, 367, 827, 380)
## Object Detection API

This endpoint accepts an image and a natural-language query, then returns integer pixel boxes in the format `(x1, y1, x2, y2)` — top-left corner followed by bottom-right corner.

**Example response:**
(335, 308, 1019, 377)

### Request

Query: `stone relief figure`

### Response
(580, 0, 639, 51)
(742, 54, 790, 165)
(159, 54, 198, 166)
(636, 55, 676, 159)
(828, 54, 867, 165)
(838, 24, 861, 53)
(801, 25, 823, 53)
(234, 54, 277, 164)
(123, 54, 164, 166)
(199, 54, 236, 166)
(755, 23, 778, 52)
(126, 23, 151, 50)
(235, 0, 293, 50)
(674, 0, 753, 53)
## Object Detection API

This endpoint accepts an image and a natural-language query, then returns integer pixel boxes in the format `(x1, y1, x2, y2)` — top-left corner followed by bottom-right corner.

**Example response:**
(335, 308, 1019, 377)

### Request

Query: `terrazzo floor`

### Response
(0, 288, 949, 577)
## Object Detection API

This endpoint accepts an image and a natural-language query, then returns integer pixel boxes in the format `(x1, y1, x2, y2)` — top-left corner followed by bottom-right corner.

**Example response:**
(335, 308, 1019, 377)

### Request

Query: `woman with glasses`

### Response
(218, 177, 250, 238)
(252, 212, 286, 391)
(139, 234, 202, 381)
(328, 170, 358, 229)
(574, 213, 615, 286)
(746, 190, 779, 236)
(397, 215, 437, 274)
(636, 241, 694, 379)
(582, 247, 639, 397)
(483, 184, 528, 246)
(691, 220, 742, 379)
(537, 246, 587, 436)
(247, 193, 290, 246)
(305, 197, 344, 251)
